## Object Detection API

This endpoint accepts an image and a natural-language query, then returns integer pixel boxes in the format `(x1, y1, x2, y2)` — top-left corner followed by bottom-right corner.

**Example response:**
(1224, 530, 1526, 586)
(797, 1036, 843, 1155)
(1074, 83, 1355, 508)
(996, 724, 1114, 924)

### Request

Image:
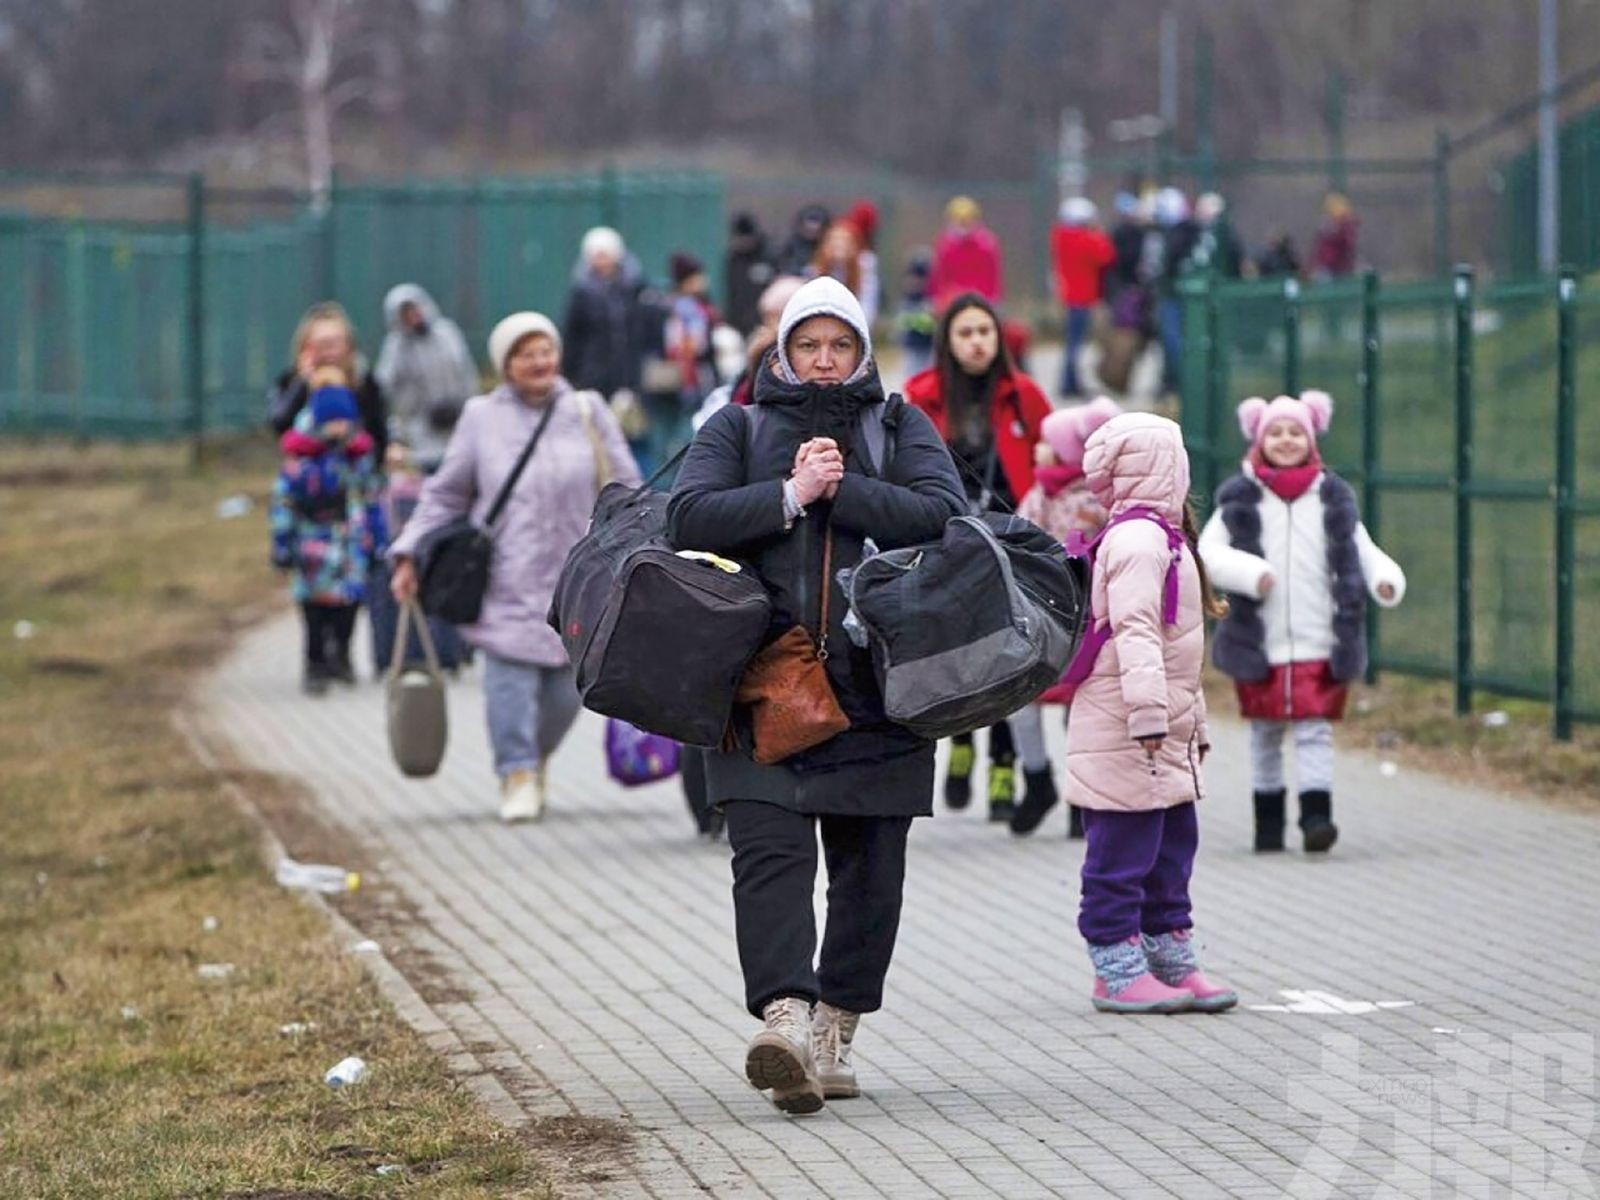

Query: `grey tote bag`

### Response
(386, 598, 448, 778)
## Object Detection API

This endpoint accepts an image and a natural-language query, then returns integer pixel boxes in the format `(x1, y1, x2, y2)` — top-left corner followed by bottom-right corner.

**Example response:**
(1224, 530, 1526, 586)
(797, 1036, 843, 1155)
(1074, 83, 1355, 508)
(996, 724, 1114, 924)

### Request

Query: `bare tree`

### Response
(234, 0, 398, 206)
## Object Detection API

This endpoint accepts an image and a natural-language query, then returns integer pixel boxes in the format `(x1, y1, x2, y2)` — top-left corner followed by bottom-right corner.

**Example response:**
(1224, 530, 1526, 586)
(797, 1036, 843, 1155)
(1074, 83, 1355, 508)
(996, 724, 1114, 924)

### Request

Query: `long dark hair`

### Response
(934, 292, 1015, 435)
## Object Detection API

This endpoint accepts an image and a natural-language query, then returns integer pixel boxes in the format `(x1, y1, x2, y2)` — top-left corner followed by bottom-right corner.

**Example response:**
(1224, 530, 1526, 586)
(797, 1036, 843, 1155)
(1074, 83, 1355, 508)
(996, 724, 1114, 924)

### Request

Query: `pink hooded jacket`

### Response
(1064, 414, 1210, 811)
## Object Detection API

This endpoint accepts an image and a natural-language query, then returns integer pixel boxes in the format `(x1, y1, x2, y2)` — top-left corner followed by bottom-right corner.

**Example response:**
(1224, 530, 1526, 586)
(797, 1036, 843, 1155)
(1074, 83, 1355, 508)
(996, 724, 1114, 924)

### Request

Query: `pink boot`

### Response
(1087, 937, 1194, 1013)
(1144, 930, 1238, 1013)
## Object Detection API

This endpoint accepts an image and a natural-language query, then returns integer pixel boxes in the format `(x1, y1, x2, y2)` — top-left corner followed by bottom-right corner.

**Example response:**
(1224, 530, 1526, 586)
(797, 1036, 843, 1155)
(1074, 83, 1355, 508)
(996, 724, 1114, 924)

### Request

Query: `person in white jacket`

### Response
(1198, 391, 1405, 854)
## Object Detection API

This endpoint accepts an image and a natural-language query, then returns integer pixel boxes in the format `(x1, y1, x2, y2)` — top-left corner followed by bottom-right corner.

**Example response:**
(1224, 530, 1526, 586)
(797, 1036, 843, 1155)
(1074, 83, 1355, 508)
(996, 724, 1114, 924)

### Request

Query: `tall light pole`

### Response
(1538, 0, 1560, 273)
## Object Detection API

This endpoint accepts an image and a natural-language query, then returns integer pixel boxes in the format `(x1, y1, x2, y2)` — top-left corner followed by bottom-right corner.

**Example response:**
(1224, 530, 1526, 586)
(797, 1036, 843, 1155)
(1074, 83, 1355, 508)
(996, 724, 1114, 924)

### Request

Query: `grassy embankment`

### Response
(0, 441, 570, 1198)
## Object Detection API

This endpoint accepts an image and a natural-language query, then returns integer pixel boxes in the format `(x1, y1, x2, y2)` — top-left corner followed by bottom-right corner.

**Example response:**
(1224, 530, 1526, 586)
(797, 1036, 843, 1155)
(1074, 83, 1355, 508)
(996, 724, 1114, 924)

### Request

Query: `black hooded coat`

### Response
(666, 358, 966, 816)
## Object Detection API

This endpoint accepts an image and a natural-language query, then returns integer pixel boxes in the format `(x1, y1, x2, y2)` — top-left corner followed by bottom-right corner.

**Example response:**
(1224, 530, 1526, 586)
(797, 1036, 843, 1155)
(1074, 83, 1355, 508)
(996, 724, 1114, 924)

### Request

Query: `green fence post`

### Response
(1554, 267, 1577, 739)
(1203, 273, 1223, 507)
(320, 168, 339, 302)
(1360, 268, 1381, 683)
(600, 163, 621, 231)
(1326, 69, 1348, 195)
(1282, 276, 1301, 395)
(186, 172, 206, 467)
(1196, 29, 1217, 192)
(1452, 264, 1475, 715)
(1433, 131, 1453, 279)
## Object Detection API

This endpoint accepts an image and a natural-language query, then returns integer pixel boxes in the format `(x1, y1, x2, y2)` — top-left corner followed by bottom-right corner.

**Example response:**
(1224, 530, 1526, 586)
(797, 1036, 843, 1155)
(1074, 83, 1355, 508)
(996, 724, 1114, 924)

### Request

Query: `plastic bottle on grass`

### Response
(324, 1056, 367, 1088)
(275, 857, 360, 894)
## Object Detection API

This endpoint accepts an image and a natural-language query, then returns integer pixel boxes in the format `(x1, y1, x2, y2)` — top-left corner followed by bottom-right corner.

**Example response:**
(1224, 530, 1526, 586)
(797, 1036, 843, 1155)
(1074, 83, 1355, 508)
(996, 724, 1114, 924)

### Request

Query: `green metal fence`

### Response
(1501, 103, 1600, 278)
(0, 169, 726, 443)
(1180, 267, 1600, 737)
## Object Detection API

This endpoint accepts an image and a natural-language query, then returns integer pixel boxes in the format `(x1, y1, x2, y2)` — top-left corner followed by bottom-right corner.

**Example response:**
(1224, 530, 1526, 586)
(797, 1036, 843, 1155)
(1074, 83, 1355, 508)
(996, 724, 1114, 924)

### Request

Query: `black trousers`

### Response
(301, 602, 357, 668)
(681, 749, 715, 833)
(723, 800, 912, 1018)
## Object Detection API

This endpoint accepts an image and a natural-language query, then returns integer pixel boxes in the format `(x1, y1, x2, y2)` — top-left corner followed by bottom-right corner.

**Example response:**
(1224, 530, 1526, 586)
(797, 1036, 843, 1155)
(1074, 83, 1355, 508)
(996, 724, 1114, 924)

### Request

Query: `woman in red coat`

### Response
(904, 292, 1052, 823)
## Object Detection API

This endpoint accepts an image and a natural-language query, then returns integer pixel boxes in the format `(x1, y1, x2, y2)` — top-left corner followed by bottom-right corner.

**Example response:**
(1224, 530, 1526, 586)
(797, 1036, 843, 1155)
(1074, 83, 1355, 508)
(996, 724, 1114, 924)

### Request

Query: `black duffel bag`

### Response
(548, 463, 771, 747)
(414, 397, 557, 624)
(840, 512, 1089, 740)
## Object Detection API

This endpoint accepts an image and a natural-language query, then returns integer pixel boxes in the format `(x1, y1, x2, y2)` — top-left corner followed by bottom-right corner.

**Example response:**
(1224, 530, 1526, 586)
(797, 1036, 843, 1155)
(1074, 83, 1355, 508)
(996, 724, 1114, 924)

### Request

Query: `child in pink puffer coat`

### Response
(1067, 413, 1236, 1014)
(1009, 396, 1121, 838)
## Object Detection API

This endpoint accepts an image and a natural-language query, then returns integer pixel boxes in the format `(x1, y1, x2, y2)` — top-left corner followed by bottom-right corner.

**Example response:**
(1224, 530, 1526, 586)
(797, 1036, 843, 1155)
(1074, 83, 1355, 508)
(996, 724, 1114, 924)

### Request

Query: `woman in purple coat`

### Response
(390, 312, 641, 822)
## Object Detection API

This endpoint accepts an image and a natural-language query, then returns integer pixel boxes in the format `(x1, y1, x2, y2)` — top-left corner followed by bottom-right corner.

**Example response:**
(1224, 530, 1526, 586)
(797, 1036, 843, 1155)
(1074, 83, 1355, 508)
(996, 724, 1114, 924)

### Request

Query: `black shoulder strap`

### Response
(483, 395, 558, 529)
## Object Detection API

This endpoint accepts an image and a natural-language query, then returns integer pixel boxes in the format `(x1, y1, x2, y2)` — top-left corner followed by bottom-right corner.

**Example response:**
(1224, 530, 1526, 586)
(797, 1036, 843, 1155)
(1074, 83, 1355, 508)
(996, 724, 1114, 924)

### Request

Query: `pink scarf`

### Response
(1034, 463, 1084, 498)
(1250, 447, 1321, 502)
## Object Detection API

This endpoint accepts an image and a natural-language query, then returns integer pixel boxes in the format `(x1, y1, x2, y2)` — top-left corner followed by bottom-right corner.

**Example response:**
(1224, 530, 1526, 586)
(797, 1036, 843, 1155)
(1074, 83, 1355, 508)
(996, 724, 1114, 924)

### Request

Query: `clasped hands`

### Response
(789, 437, 845, 507)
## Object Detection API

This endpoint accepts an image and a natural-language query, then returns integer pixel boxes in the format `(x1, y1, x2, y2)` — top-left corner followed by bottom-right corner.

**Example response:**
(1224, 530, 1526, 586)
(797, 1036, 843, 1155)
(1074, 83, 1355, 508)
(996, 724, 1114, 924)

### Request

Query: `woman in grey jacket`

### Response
(374, 283, 481, 467)
(390, 312, 641, 822)
(668, 278, 966, 1115)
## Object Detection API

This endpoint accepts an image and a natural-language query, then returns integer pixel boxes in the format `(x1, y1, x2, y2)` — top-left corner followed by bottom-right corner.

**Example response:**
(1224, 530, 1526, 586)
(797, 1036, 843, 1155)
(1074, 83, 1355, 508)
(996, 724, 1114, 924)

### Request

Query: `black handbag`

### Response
(415, 397, 557, 624)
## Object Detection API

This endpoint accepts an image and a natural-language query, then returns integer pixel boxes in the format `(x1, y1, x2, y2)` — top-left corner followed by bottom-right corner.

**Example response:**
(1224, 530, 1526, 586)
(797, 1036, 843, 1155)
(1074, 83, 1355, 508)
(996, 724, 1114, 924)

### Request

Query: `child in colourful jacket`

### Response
(1009, 396, 1122, 838)
(1067, 413, 1235, 1014)
(1197, 391, 1405, 853)
(271, 368, 387, 694)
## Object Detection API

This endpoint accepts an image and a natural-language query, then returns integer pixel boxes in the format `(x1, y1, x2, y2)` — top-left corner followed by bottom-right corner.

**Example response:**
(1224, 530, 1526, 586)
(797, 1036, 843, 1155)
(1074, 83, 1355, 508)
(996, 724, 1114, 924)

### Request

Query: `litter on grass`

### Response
(324, 1056, 367, 1088)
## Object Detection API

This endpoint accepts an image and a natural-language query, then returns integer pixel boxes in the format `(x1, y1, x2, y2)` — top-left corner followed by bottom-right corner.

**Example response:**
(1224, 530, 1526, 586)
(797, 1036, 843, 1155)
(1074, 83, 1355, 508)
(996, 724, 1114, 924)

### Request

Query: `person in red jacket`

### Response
(929, 196, 1004, 312)
(904, 292, 1052, 823)
(1051, 198, 1116, 398)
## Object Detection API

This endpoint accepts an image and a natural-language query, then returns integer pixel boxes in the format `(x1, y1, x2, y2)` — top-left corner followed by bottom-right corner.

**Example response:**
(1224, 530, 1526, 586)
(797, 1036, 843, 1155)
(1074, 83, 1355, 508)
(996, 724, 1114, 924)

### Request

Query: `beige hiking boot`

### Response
(745, 997, 823, 1115)
(499, 768, 544, 823)
(813, 1002, 861, 1099)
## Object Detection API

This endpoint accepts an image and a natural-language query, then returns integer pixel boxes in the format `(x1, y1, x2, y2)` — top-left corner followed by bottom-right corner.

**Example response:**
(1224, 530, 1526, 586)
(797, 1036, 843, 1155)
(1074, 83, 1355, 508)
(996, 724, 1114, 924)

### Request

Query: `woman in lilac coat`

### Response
(390, 312, 641, 822)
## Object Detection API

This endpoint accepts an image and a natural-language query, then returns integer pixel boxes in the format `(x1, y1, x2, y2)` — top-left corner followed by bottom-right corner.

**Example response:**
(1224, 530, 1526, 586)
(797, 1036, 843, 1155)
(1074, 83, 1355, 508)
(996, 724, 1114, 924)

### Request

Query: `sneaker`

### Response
(1009, 767, 1059, 836)
(499, 769, 544, 823)
(944, 740, 975, 810)
(987, 764, 1016, 823)
(329, 651, 357, 685)
(812, 1002, 861, 1100)
(1143, 929, 1237, 1013)
(745, 997, 823, 1115)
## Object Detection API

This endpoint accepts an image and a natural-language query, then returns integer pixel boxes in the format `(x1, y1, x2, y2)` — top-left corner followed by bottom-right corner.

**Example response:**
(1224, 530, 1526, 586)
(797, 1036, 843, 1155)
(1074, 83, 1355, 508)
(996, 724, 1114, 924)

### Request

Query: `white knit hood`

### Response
(775, 276, 874, 385)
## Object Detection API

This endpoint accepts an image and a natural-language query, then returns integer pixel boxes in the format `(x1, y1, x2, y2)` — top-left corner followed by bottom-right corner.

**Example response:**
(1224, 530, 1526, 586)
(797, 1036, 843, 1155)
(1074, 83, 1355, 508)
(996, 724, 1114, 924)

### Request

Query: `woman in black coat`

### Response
(667, 277, 965, 1116)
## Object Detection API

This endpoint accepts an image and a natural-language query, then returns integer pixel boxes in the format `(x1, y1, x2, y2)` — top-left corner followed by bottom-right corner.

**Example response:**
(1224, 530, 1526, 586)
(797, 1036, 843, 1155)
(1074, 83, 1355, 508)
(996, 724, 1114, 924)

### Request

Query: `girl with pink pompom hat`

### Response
(1007, 395, 1124, 838)
(1196, 390, 1406, 855)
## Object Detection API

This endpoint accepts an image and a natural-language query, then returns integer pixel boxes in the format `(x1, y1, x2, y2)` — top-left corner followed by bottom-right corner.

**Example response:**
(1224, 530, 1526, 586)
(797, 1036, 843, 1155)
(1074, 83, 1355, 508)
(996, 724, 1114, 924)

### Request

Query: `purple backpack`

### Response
(604, 719, 682, 787)
(1040, 507, 1184, 703)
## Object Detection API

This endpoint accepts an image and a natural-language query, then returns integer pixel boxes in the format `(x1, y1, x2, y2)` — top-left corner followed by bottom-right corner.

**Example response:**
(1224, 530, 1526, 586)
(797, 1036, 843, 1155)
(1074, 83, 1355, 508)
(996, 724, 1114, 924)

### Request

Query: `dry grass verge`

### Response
(0, 440, 563, 1198)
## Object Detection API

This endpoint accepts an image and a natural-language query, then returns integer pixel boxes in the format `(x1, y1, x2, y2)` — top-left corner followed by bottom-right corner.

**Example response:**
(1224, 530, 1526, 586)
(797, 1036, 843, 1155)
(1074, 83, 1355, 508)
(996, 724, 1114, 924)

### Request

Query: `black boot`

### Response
(944, 736, 974, 810)
(1253, 789, 1286, 852)
(1067, 804, 1085, 840)
(1299, 790, 1339, 853)
(330, 648, 357, 685)
(302, 661, 330, 697)
(1008, 767, 1059, 836)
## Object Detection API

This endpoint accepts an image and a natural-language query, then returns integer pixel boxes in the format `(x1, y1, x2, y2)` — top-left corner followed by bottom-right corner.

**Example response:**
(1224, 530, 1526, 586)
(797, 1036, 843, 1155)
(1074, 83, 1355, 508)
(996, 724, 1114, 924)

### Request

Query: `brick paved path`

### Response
(203, 614, 1600, 1198)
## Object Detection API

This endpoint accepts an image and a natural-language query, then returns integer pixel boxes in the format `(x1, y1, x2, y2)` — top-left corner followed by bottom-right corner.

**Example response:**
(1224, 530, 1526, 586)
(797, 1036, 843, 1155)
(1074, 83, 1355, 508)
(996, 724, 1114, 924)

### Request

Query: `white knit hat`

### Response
(580, 226, 625, 264)
(488, 312, 561, 378)
(1059, 197, 1098, 226)
(775, 276, 874, 384)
